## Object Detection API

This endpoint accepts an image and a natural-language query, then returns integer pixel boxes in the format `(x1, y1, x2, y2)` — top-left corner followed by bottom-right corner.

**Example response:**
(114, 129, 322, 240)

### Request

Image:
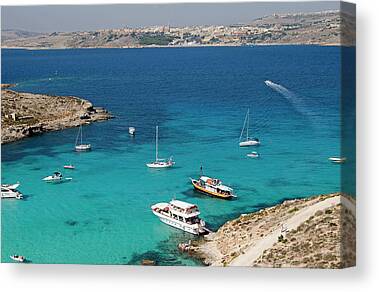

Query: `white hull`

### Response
(42, 177, 72, 183)
(1, 190, 23, 199)
(2, 183, 20, 190)
(146, 162, 174, 168)
(152, 210, 205, 235)
(239, 140, 260, 147)
(129, 127, 136, 135)
(329, 157, 346, 164)
(75, 144, 91, 151)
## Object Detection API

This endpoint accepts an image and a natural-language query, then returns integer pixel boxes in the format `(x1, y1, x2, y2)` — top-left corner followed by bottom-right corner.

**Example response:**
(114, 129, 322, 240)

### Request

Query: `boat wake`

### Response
(264, 80, 311, 118)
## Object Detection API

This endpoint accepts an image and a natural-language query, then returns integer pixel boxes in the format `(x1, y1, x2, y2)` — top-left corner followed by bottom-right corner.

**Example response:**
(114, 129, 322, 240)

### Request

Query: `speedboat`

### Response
(64, 164, 75, 170)
(329, 157, 347, 164)
(151, 199, 209, 235)
(247, 151, 260, 158)
(1, 182, 20, 190)
(10, 255, 25, 263)
(146, 126, 175, 168)
(190, 176, 236, 200)
(42, 172, 72, 183)
(129, 127, 136, 136)
(1, 185, 23, 199)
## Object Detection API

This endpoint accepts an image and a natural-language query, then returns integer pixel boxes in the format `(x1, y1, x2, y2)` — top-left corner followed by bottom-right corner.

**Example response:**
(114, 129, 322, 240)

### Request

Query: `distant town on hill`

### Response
(1, 10, 355, 49)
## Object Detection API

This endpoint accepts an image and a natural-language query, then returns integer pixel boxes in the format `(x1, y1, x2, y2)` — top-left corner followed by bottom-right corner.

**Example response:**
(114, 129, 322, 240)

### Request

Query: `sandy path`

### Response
(229, 195, 355, 267)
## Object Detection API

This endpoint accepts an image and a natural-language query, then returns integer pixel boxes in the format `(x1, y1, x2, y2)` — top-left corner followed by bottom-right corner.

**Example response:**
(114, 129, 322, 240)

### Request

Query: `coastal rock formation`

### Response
(1, 86, 113, 144)
(187, 193, 356, 268)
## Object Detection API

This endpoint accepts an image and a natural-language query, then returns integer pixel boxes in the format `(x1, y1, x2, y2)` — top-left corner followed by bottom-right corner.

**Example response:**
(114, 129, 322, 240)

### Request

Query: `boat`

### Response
(247, 151, 260, 158)
(75, 125, 91, 152)
(129, 127, 136, 136)
(146, 126, 175, 168)
(42, 172, 72, 183)
(329, 157, 347, 164)
(239, 108, 260, 147)
(1, 182, 20, 190)
(190, 175, 236, 199)
(10, 255, 25, 263)
(151, 199, 209, 235)
(64, 164, 75, 170)
(1, 185, 23, 199)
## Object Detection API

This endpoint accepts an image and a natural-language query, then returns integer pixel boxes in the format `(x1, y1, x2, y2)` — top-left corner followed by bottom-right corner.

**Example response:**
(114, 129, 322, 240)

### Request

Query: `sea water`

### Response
(1, 46, 353, 265)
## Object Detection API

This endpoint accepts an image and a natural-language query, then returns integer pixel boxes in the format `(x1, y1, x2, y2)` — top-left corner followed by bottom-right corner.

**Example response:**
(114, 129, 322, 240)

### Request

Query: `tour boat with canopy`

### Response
(190, 174, 236, 200)
(239, 108, 260, 147)
(151, 199, 209, 235)
(146, 125, 175, 168)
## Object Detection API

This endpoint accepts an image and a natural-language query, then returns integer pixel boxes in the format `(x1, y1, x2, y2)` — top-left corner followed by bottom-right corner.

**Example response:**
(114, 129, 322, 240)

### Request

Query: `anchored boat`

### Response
(42, 172, 72, 183)
(190, 176, 236, 199)
(10, 255, 26, 263)
(329, 157, 347, 164)
(239, 108, 260, 147)
(146, 126, 175, 168)
(1, 184, 23, 200)
(129, 127, 136, 136)
(75, 125, 91, 152)
(151, 199, 209, 235)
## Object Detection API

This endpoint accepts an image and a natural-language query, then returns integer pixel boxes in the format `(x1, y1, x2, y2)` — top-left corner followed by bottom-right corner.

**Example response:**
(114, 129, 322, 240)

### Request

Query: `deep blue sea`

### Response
(1, 46, 352, 265)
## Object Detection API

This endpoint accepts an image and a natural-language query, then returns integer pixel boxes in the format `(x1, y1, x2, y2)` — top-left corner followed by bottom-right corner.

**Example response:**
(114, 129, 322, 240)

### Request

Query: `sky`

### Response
(1, 1, 345, 33)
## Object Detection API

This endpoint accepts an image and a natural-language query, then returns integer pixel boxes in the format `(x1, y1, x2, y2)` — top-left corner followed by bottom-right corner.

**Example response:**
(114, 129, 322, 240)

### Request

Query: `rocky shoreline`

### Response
(1, 85, 113, 144)
(184, 193, 356, 268)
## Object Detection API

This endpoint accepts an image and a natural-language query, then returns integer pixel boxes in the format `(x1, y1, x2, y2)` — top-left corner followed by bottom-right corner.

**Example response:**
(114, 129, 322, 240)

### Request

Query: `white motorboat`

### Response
(146, 126, 175, 168)
(329, 157, 347, 164)
(10, 255, 25, 263)
(75, 125, 91, 152)
(42, 172, 72, 183)
(129, 127, 136, 136)
(151, 199, 209, 235)
(1, 182, 20, 190)
(247, 151, 260, 158)
(239, 108, 260, 147)
(1, 185, 23, 199)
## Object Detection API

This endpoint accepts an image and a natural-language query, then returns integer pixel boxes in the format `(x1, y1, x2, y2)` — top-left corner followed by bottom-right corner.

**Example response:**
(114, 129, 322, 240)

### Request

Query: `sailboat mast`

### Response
(155, 125, 159, 162)
(246, 108, 249, 140)
(80, 125, 83, 145)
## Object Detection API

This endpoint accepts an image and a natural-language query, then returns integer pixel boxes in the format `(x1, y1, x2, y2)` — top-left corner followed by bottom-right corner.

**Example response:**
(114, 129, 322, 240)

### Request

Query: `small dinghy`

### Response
(328, 157, 346, 164)
(10, 255, 25, 263)
(64, 164, 75, 170)
(129, 127, 136, 136)
(42, 172, 72, 183)
(247, 151, 260, 158)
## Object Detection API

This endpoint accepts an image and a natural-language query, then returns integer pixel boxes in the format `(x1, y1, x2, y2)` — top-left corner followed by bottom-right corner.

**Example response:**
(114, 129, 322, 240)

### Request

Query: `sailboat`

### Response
(239, 108, 260, 147)
(146, 126, 174, 168)
(75, 124, 91, 152)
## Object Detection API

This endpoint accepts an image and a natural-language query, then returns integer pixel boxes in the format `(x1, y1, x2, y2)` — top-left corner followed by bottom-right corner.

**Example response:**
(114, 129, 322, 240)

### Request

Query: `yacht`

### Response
(75, 125, 91, 152)
(239, 108, 260, 147)
(42, 172, 72, 183)
(190, 176, 236, 199)
(1, 185, 23, 199)
(146, 126, 175, 168)
(151, 199, 209, 235)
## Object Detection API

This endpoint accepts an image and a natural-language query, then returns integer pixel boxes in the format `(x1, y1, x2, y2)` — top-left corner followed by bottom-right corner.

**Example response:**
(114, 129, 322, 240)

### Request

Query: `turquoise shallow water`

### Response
(1, 46, 352, 265)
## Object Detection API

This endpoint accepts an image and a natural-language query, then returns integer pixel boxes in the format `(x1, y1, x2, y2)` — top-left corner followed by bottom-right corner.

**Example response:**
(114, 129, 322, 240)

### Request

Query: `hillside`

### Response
(1, 10, 355, 49)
